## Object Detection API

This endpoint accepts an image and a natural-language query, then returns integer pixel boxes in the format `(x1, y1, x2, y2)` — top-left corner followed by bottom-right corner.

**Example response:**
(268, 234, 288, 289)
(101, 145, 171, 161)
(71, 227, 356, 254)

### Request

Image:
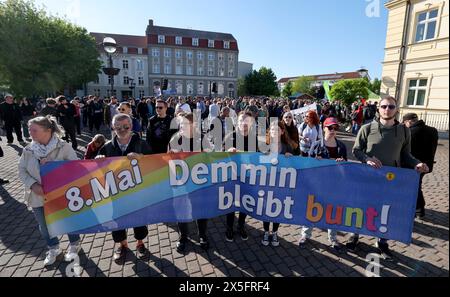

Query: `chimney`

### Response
(148, 19, 154, 27)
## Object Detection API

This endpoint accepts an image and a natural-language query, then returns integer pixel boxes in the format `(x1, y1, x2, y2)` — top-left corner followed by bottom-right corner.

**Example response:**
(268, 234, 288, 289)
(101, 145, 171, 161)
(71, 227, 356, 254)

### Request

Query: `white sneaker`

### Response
(44, 247, 62, 266)
(271, 232, 280, 247)
(64, 243, 80, 262)
(261, 231, 270, 246)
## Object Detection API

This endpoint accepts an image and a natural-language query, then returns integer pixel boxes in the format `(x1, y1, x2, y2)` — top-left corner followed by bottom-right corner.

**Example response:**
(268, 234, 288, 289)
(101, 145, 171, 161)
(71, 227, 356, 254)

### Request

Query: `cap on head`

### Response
(323, 117, 339, 127)
(402, 113, 418, 122)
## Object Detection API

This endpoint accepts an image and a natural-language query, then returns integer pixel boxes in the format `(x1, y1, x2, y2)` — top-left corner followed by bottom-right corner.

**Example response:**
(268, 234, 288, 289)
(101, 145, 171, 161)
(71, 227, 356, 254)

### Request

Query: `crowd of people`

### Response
(0, 92, 439, 268)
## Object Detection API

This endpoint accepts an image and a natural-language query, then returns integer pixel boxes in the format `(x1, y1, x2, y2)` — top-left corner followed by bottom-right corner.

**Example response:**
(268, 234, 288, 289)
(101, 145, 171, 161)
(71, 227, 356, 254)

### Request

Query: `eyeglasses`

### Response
(327, 126, 339, 131)
(156, 106, 165, 110)
(113, 125, 131, 131)
(380, 105, 396, 110)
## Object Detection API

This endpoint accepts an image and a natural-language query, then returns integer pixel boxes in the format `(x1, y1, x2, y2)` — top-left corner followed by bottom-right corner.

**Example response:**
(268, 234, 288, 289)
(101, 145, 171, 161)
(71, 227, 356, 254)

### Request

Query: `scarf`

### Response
(29, 134, 59, 159)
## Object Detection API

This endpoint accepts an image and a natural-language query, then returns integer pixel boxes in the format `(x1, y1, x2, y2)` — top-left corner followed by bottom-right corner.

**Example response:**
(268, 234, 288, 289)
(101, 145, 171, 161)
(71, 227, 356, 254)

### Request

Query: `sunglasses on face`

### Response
(327, 126, 339, 131)
(380, 105, 396, 110)
(114, 125, 131, 131)
(156, 106, 165, 110)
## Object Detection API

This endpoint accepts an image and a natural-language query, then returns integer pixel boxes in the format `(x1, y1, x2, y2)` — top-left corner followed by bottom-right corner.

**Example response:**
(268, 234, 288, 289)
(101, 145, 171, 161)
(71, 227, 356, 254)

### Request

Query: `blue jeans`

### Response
(32, 207, 80, 249)
(351, 123, 360, 135)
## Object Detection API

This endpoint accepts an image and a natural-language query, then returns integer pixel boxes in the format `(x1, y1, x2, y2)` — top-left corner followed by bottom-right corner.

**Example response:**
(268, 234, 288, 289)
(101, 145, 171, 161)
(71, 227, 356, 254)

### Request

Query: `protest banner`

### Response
(41, 152, 419, 243)
(290, 103, 317, 125)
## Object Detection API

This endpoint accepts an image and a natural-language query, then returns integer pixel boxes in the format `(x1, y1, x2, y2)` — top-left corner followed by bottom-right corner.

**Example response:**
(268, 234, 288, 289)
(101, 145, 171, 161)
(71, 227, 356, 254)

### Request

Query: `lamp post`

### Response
(102, 37, 120, 97)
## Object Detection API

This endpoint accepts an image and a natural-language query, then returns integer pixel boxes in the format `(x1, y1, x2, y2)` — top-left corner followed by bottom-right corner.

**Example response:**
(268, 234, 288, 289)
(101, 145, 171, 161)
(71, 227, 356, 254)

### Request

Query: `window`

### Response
(176, 65, 183, 75)
(139, 90, 145, 98)
(197, 81, 204, 95)
(164, 48, 171, 58)
(219, 67, 225, 76)
(152, 48, 160, 57)
(192, 38, 199, 46)
(123, 47, 128, 54)
(187, 81, 194, 95)
(107, 89, 116, 97)
(208, 66, 214, 76)
(208, 39, 215, 48)
(228, 68, 235, 77)
(176, 36, 182, 45)
(197, 67, 204, 76)
(415, 9, 438, 42)
(158, 35, 165, 44)
(164, 64, 171, 74)
(224, 41, 230, 49)
(138, 77, 144, 85)
(152, 64, 160, 74)
(197, 51, 204, 60)
(138, 48, 143, 54)
(94, 89, 100, 97)
(136, 59, 144, 71)
(218, 83, 224, 95)
(208, 52, 215, 61)
(228, 53, 235, 63)
(176, 80, 183, 94)
(94, 75, 100, 84)
(123, 76, 130, 85)
(175, 50, 182, 59)
(123, 60, 129, 69)
(218, 53, 224, 61)
(186, 51, 193, 59)
(186, 66, 193, 75)
(407, 79, 427, 106)
(108, 75, 113, 85)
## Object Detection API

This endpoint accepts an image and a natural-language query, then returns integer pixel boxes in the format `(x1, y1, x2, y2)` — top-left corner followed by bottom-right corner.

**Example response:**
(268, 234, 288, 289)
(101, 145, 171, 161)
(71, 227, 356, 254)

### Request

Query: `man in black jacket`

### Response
(146, 99, 176, 154)
(0, 94, 24, 144)
(97, 113, 151, 261)
(403, 113, 439, 218)
(56, 96, 78, 150)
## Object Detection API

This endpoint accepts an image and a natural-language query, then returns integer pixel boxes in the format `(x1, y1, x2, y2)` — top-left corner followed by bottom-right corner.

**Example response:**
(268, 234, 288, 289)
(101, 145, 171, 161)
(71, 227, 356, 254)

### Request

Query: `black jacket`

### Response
(0, 102, 22, 123)
(409, 120, 438, 172)
(99, 133, 151, 157)
(146, 115, 176, 154)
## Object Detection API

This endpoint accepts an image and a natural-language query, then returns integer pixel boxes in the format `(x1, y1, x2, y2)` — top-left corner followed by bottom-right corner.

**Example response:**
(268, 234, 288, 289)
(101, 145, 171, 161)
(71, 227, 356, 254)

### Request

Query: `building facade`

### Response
(380, 0, 449, 132)
(81, 20, 239, 99)
(238, 61, 253, 78)
(146, 20, 239, 98)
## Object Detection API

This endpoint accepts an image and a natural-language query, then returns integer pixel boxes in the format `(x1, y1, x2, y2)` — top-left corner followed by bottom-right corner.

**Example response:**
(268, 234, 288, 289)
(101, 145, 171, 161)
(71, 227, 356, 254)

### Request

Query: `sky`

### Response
(32, 0, 389, 80)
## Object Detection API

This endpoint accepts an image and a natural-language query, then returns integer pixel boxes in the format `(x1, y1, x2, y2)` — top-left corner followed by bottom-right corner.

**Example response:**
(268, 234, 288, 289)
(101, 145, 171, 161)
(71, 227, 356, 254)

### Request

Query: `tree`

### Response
(291, 76, 314, 96)
(281, 80, 293, 97)
(368, 78, 381, 95)
(237, 77, 248, 96)
(244, 67, 279, 96)
(329, 78, 369, 106)
(0, 0, 101, 97)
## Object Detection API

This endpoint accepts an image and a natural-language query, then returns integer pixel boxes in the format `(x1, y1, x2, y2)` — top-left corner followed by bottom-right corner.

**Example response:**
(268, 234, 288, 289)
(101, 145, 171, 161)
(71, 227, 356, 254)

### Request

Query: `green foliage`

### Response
(243, 67, 279, 96)
(0, 0, 101, 97)
(329, 78, 369, 106)
(291, 76, 314, 96)
(281, 80, 293, 97)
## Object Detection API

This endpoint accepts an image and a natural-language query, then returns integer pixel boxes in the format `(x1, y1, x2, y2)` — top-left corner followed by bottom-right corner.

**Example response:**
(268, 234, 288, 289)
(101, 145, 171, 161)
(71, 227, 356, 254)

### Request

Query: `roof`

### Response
(147, 25, 236, 41)
(90, 32, 147, 48)
(278, 71, 364, 83)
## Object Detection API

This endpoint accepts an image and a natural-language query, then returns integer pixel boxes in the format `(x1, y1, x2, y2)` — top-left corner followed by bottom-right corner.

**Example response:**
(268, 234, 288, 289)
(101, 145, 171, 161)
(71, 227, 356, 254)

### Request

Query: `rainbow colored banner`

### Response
(41, 153, 419, 243)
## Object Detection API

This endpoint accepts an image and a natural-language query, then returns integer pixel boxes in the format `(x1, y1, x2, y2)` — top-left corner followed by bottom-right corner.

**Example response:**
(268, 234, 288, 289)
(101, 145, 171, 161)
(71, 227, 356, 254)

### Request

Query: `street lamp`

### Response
(129, 77, 136, 99)
(102, 37, 120, 97)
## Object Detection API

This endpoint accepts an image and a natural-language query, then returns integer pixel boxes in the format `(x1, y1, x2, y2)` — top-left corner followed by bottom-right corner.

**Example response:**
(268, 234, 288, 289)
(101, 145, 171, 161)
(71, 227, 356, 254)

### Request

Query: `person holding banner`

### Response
(18, 116, 80, 266)
(96, 113, 151, 261)
(350, 96, 429, 261)
(298, 110, 323, 158)
(223, 111, 258, 242)
(168, 112, 210, 253)
(282, 112, 300, 156)
(261, 121, 294, 247)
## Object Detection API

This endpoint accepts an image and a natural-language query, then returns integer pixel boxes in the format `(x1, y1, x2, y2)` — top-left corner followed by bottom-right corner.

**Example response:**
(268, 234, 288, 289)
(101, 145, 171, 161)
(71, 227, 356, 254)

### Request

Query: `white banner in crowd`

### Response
(290, 103, 317, 126)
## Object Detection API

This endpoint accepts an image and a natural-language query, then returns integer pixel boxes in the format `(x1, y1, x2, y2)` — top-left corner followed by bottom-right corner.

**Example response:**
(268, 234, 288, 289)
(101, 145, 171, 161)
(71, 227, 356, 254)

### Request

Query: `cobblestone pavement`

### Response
(0, 128, 448, 277)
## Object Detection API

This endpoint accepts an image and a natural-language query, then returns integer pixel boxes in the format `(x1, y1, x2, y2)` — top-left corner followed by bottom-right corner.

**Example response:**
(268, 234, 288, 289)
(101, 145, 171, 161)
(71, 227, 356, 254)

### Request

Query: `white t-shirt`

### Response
(298, 123, 323, 155)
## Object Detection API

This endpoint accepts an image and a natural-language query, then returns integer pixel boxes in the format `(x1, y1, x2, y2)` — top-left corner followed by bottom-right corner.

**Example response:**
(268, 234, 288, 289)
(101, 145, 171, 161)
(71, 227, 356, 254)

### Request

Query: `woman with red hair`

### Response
(298, 110, 323, 157)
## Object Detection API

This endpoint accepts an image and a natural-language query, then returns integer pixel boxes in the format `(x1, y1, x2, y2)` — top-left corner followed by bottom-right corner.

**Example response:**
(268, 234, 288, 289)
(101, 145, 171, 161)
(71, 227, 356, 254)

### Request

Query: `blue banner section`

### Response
(45, 153, 419, 244)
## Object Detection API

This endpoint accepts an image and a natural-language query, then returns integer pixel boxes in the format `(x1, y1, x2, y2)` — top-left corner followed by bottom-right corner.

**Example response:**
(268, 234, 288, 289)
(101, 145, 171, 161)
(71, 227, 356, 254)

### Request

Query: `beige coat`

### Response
(18, 138, 78, 208)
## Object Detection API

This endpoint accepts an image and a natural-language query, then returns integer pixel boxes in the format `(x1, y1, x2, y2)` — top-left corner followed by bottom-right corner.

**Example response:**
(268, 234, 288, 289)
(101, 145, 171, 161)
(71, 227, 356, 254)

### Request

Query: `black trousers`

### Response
(62, 123, 78, 150)
(4, 121, 23, 143)
(263, 222, 280, 232)
(93, 113, 103, 131)
(178, 219, 208, 241)
(416, 174, 425, 211)
(112, 226, 148, 243)
(226, 212, 247, 229)
(74, 116, 81, 135)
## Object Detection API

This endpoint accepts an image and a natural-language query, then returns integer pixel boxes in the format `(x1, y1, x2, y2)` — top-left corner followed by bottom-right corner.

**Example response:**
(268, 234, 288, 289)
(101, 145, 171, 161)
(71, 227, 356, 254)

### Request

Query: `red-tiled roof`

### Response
(90, 32, 147, 48)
